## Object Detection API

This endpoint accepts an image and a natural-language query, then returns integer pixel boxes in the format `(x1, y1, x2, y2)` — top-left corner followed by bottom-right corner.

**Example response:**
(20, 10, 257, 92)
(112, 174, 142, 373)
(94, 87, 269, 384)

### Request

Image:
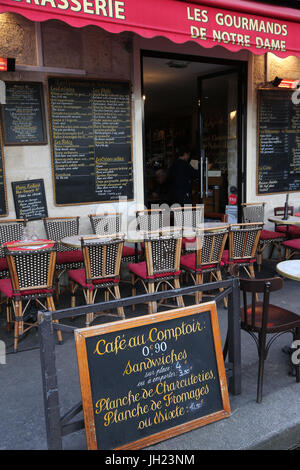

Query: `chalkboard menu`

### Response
(47, 77, 133, 205)
(0, 134, 7, 217)
(1, 82, 47, 145)
(75, 303, 230, 450)
(257, 88, 300, 194)
(12, 179, 48, 220)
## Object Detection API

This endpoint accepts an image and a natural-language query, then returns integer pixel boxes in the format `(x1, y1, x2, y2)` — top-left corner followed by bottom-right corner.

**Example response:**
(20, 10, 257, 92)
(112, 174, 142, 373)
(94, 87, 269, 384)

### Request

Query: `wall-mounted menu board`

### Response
(257, 88, 300, 194)
(1, 82, 47, 145)
(12, 179, 48, 221)
(47, 77, 133, 206)
(0, 134, 8, 217)
(75, 303, 230, 450)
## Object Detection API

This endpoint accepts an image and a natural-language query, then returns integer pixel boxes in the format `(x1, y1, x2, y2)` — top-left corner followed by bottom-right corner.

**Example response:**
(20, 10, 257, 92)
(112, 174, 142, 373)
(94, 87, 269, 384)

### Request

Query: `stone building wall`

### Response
(0, 13, 133, 235)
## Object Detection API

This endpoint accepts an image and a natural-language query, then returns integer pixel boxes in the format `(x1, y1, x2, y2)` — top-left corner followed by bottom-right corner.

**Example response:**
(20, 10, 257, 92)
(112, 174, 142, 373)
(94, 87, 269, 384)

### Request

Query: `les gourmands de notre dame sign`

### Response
(4, 0, 294, 56)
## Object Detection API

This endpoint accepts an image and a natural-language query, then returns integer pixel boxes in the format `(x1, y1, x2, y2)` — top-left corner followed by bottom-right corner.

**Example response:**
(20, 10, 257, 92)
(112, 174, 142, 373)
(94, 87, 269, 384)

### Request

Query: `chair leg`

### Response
(86, 289, 94, 327)
(174, 278, 184, 308)
(215, 269, 227, 308)
(114, 285, 125, 319)
(55, 271, 60, 303)
(6, 298, 12, 332)
(256, 244, 263, 272)
(13, 300, 23, 353)
(257, 331, 267, 403)
(70, 281, 76, 308)
(195, 273, 203, 304)
(131, 274, 136, 312)
(147, 282, 157, 314)
(47, 296, 62, 344)
(248, 264, 255, 279)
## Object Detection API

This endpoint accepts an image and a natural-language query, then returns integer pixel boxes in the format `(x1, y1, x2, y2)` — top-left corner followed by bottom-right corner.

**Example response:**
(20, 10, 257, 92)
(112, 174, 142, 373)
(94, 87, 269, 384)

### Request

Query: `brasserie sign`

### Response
(1, 0, 299, 58)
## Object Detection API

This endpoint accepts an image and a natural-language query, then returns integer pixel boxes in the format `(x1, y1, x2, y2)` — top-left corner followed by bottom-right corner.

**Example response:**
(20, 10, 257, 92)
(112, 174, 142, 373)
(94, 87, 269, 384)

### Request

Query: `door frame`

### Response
(140, 49, 248, 218)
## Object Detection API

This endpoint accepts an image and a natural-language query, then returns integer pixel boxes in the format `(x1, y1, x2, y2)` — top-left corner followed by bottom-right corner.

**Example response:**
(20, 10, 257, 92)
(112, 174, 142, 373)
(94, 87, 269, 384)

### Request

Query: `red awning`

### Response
(1, 0, 300, 58)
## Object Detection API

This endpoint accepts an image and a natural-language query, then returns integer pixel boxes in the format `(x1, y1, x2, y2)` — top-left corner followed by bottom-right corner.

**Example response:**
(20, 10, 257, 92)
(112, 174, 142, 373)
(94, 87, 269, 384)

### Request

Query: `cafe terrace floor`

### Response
(0, 259, 299, 451)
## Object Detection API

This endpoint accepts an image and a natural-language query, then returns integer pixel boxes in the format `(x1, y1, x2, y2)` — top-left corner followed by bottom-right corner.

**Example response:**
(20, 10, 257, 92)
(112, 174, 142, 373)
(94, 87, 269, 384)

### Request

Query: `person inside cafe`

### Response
(148, 168, 171, 205)
(169, 144, 198, 206)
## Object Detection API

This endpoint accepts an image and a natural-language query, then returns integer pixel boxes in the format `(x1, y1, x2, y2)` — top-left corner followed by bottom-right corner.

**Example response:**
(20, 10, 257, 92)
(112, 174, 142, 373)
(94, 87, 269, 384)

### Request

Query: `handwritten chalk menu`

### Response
(75, 303, 230, 450)
(0, 135, 7, 217)
(12, 179, 48, 220)
(47, 77, 133, 205)
(257, 89, 300, 194)
(1, 82, 47, 145)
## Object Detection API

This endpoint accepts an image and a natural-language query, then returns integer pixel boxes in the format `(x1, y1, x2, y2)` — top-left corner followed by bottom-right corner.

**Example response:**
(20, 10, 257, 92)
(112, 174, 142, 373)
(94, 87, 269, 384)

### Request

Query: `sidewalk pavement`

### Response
(0, 260, 299, 450)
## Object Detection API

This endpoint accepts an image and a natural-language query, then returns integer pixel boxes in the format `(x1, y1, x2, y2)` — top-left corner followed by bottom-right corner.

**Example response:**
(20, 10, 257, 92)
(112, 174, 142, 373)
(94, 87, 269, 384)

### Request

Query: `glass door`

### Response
(197, 71, 242, 221)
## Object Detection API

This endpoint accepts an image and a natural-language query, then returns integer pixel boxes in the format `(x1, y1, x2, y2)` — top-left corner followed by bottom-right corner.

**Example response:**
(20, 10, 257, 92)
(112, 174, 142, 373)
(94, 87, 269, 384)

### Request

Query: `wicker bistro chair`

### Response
(68, 235, 125, 327)
(242, 203, 286, 271)
(240, 277, 300, 403)
(42, 217, 83, 299)
(180, 226, 228, 304)
(0, 219, 27, 279)
(0, 241, 62, 352)
(128, 228, 184, 314)
(173, 205, 204, 252)
(221, 223, 264, 278)
(88, 213, 138, 262)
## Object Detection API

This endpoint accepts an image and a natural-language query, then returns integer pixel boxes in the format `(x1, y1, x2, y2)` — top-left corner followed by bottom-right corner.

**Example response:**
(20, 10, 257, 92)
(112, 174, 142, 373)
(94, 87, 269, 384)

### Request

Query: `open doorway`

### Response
(141, 51, 247, 220)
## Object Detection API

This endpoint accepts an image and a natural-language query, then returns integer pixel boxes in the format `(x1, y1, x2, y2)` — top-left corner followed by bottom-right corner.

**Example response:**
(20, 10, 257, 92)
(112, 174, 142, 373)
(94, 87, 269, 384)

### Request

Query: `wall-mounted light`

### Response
(142, 94, 146, 101)
(0, 58, 15, 72)
(272, 76, 299, 89)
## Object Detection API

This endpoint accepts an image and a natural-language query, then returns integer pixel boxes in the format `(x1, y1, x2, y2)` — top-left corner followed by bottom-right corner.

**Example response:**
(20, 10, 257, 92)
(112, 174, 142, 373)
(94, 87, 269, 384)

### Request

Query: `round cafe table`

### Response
(3, 239, 55, 250)
(276, 259, 300, 282)
(268, 216, 300, 226)
(276, 259, 300, 363)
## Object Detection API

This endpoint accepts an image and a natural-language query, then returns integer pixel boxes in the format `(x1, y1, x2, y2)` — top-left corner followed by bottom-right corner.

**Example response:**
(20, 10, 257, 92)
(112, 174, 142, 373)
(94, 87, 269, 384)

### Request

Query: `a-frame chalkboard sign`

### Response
(74, 302, 231, 450)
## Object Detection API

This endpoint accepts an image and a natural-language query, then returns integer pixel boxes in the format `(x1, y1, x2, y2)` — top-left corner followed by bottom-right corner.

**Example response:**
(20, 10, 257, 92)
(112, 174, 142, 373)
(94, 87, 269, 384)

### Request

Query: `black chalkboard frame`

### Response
(0, 131, 8, 217)
(256, 87, 300, 195)
(47, 76, 134, 207)
(75, 302, 231, 450)
(11, 178, 48, 221)
(1, 81, 48, 146)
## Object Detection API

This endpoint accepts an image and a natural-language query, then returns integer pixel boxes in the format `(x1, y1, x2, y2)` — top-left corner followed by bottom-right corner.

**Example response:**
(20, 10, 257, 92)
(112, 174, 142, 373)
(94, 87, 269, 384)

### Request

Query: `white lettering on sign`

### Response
(187, 8, 288, 53)
(12, 0, 126, 19)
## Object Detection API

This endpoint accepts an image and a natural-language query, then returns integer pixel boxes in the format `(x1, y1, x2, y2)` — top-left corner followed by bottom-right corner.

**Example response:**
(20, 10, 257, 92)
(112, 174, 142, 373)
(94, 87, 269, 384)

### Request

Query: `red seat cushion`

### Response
(68, 268, 119, 289)
(275, 225, 300, 237)
(122, 245, 141, 258)
(221, 250, 256, 265)
(0, 278, 53, 298)
(259, 230, 285, 241)
(180, 253, 219, 272)
(182, 236, 196, 246)
(128, 261, 180, 280)
(0, 257, 8, 271)
(56, 250, 83, 265)
(282, 238, 300, 250)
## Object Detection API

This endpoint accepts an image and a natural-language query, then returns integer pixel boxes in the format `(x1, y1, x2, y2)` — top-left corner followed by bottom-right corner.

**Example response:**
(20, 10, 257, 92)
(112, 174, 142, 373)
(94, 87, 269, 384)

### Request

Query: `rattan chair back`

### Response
(196, 227, 228, 268)
(242, 203, 265, 223)
(0, 219, 27, 258)
(81, 235, 124, 283)
(136, 209, 165, 232)
(228, 223, 263, 261)
(88, 213, 121, 235)
(143, 229, 182, 277)
(173, 205, 204, 231)
(43, 217, 80, 252)
(4, 242, 57, 295)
